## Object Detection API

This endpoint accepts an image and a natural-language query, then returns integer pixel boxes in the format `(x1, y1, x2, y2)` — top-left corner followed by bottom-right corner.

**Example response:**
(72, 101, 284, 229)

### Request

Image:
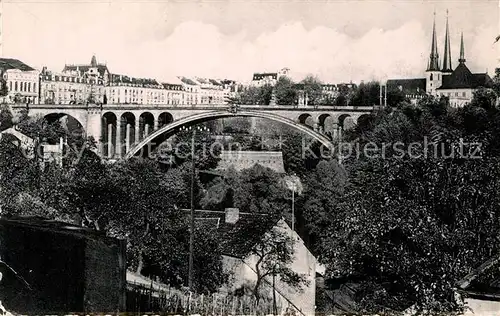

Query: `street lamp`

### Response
(179, 124, 209, 292)
(284, 174, 302, 233)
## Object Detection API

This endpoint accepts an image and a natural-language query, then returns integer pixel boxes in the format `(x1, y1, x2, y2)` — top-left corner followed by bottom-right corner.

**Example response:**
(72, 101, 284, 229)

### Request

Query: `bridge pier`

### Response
(116, 119, 122, 159)
(135, 124, 140, 145)
(85, 106, 102, 144)
(153, 118, 158, 131)
(107, 123, 114, 158)
(126, 123, 131, 154)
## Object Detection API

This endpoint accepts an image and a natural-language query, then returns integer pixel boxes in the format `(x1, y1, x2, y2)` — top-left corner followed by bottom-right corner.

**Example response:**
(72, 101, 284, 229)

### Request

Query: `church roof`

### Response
(437, 64, 493, 90)
(386, 78, 426, 94)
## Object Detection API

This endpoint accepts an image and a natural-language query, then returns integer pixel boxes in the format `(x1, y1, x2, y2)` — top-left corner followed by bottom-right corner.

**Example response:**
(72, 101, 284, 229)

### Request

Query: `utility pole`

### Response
(182, 125, 209, 292)
(188, 127, 196, 291)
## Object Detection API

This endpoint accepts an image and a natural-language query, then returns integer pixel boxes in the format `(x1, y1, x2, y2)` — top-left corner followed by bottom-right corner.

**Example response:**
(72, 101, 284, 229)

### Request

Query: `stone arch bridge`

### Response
(11, 104, 375, 159)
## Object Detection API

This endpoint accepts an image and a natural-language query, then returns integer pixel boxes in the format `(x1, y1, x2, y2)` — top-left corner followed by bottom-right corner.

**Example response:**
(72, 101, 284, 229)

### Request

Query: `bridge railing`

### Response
(10, 102, 376, 111)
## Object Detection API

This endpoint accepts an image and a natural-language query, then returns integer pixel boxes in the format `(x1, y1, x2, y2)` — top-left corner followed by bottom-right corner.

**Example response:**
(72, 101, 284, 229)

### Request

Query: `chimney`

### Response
(225, 208, 239, 224)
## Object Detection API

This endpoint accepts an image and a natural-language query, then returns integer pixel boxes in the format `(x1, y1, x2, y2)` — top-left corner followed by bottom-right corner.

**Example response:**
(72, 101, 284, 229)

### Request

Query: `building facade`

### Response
(106, 74, 183, 105)
(387, 13, 493, 107)
(39, 68, 98, 105)
(0, 58, 39, 104)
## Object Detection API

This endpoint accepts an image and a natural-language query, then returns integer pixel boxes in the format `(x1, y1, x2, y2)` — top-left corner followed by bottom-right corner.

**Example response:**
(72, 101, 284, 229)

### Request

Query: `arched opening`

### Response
(317, 114, 335, 136)
(125, 111, 335, 159)
(298, 113, 315, 129)
(338, 114, 355, 131)
(158, 112, 174, 129)
(120, 112, 136, 157)
(102, 112, 117, 158)
(139, 112, 155, 140)
(43, 113, 85, 141)
(356, 114, 373, 127)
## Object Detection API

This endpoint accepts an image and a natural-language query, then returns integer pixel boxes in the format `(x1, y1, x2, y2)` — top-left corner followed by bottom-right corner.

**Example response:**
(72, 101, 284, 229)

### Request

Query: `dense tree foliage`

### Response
(304, 88, 500, 314)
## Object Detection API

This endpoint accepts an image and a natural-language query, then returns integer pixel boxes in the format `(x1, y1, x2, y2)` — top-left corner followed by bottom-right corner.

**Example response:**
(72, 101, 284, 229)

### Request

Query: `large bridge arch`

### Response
(124, 110, 334, 159)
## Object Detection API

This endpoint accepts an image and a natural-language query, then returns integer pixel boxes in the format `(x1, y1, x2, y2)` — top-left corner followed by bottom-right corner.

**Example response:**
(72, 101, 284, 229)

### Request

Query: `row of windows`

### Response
(9, 81, 37, 93)
(439, 91, 468, 98)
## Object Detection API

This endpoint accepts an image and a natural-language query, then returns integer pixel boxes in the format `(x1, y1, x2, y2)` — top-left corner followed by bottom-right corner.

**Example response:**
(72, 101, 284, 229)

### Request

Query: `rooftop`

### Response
(437, 64, 493, 90)
(187, 209, 280, 258)
(0, 58, 35, 72)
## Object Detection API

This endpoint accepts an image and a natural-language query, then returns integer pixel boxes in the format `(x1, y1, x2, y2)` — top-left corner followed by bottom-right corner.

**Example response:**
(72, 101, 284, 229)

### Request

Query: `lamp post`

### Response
(179, 124, 209, 292)
(284, 174, 302, 233)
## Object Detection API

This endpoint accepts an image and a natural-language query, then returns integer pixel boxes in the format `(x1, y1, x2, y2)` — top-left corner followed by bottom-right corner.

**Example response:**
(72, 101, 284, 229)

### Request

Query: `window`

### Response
(14, 82, 18, 91)
(438, 74, 440, 80)
(430, 74, 433, 81)
(28, 82, 31, 92)
(455, 92, 458, 97)
(462, 92, 466, 97)
(9, 81, 12, 91)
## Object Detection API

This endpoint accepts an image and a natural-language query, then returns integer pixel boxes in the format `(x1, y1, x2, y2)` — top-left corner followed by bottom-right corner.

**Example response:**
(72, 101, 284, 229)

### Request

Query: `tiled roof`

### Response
(110, 73, 159, 86)
(209, 79, 222, 86)
(0, 58, 35, 71)
(179, 77, 198, 85)
(437, 64, 493, 90)
(188, 210, 280, 258)
(386, 78, 426, 94)
(63, 64, 109, 77)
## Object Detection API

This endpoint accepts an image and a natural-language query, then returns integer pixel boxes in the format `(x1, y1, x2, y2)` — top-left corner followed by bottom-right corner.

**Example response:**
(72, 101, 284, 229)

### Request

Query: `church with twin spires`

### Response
(387, 12, 493, 107)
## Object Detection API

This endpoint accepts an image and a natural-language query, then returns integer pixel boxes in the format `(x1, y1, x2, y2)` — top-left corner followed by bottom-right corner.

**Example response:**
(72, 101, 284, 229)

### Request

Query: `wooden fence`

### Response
(126, 282, 299, 315)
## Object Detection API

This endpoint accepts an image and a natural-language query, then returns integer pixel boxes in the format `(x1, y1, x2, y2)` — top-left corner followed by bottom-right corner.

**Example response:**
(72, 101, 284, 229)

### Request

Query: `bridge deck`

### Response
(12, 104, 376, 112)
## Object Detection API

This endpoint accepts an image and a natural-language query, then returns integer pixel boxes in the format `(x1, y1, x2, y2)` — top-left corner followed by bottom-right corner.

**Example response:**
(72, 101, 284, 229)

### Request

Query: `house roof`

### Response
(0, 58, 35, 71)
(179, 77, 198, 85)
(437, 63, 493, 90)
(0, 216, 114, 242)
(63, 64, 109, 77)
(187, 209, 280, 258)
(109, 73, 160, 86)
(386, 78, 426, 94)
(456, 254, 500, 298)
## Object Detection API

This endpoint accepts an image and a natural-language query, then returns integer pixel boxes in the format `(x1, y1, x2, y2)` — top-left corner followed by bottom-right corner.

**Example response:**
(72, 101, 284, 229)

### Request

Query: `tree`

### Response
(0, 104, 13, 132)
(308, 94, 500, 314)
(235, 85, 273, 105)
(386, 88, 409, 107)
(274, 76, 297, 105)
(0, 76, 8, 98)
(349, 81, 380, 107)
(300, 75, 323, 105)
(248, 224, 308, 303)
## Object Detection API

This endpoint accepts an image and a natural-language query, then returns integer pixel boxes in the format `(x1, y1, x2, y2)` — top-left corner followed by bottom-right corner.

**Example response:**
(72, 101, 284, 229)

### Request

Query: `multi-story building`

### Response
(106, 74, 183, 105)
(59, 55, 109, 104)
(251, 68, 290, 87)
(178, 76, 237, 105)
(387, 12, 493, 107)
(0, 58, 39, 104)
(39, 67, 97, 105)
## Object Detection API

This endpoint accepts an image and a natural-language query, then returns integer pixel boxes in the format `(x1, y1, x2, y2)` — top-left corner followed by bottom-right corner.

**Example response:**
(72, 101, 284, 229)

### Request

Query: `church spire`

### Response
(459, 32, 466, 64)
(427, 11, 440, 71)
(442, 10, 453, 72)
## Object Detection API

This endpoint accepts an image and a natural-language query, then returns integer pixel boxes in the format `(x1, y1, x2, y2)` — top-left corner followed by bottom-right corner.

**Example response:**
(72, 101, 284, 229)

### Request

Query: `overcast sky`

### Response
(3, 0, 499, 83)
